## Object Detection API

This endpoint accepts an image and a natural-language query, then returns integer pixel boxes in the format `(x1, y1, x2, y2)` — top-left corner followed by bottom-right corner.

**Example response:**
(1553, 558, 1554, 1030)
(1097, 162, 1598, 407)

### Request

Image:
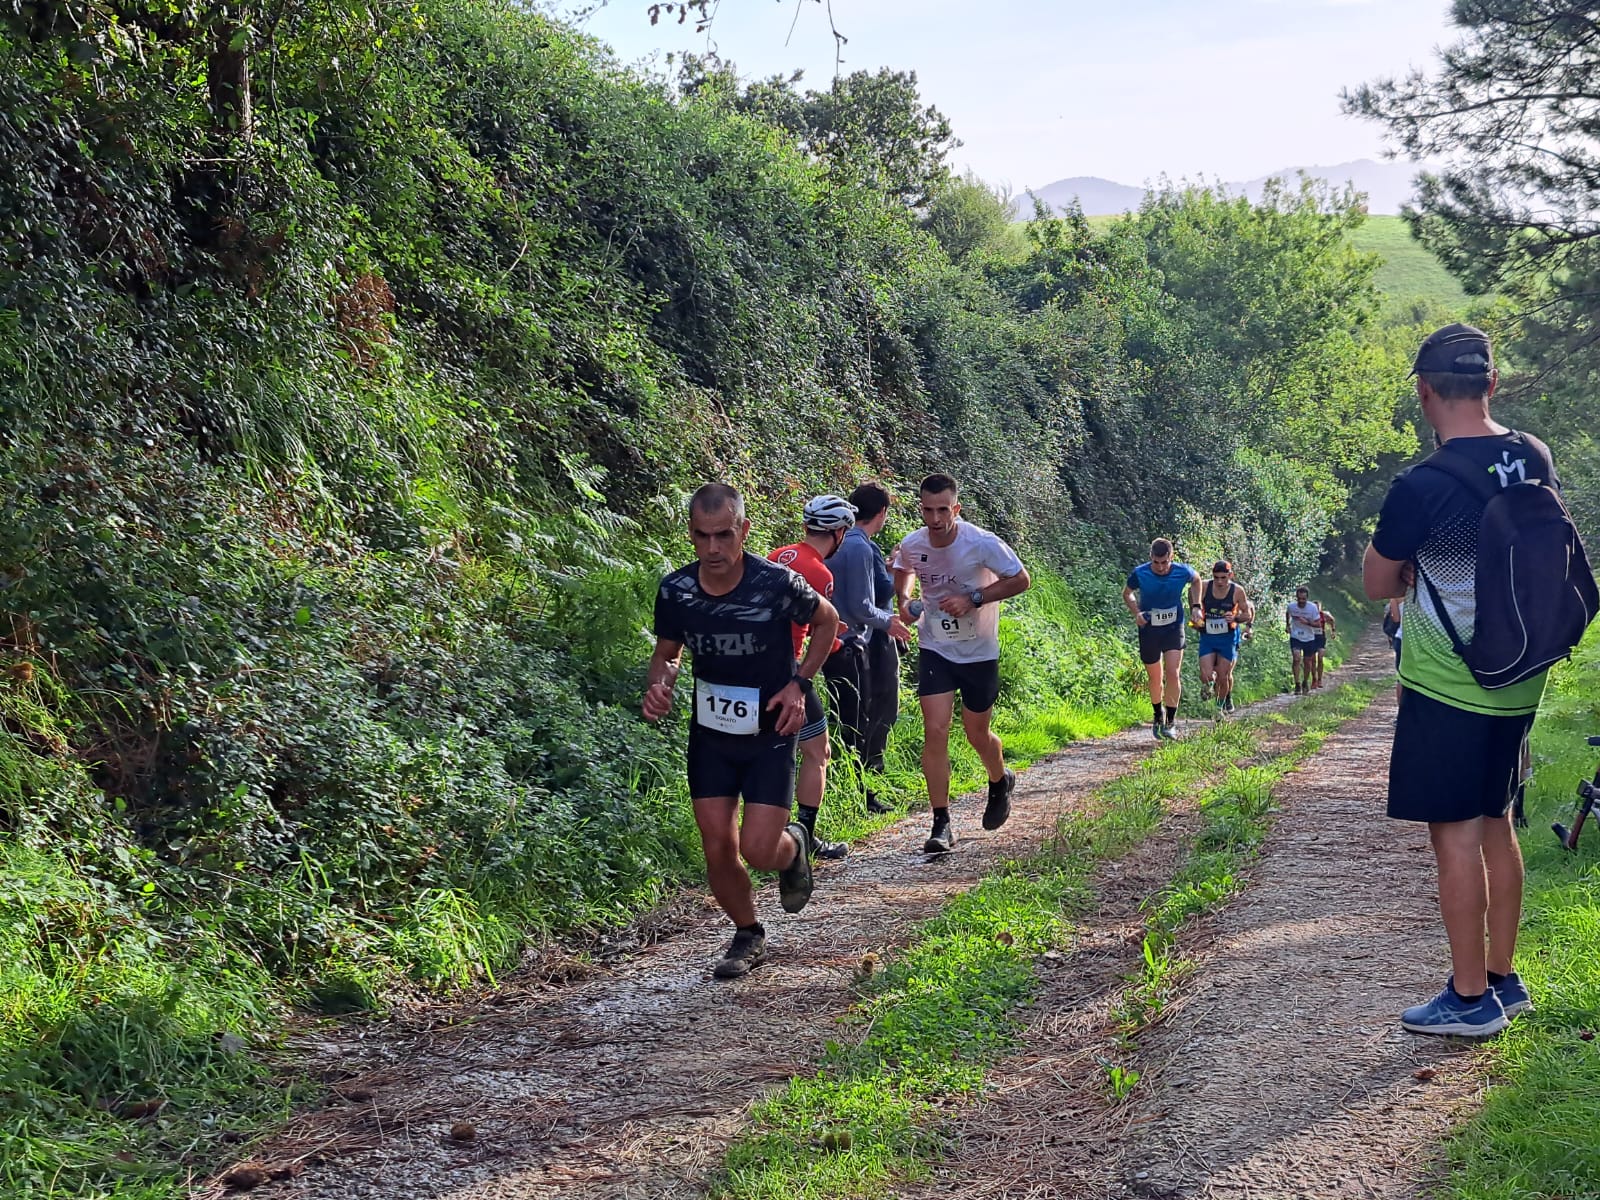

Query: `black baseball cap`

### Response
(1410, 323, 1493, 376)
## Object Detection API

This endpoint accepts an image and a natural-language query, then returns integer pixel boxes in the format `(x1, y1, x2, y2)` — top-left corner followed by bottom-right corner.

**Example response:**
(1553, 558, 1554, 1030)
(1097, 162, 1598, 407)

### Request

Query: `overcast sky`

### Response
(566, 0, 1456, 190)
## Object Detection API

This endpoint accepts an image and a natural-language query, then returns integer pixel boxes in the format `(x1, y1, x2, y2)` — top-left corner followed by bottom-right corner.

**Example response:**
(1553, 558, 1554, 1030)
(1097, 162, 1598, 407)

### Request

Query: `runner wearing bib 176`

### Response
(768, 494, 860, 862)
(644, 483, 841, 981)
(1196, 560, 1254, 716)
(893, 473, 1031, 855)
(1286, 587, 1325, 694)
(1123, 538, 1202, 740)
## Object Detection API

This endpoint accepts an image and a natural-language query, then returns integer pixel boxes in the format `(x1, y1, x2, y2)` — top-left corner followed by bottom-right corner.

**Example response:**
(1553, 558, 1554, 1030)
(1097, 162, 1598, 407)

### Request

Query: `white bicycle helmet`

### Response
(802, 493, 858, 531)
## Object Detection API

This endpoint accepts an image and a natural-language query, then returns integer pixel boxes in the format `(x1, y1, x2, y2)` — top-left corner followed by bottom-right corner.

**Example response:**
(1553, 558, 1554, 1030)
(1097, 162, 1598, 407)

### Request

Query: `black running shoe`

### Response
(712, 926, 768, 979)
(778, 822, 815, 913)
(1152, 719, 1164, 741)
(923, 819, 956, 854)
(1223, 695, 1235, 714)
(813, 838, 849, 861)
(865, 790, 892, 815)
(982, 768, 1015, 831)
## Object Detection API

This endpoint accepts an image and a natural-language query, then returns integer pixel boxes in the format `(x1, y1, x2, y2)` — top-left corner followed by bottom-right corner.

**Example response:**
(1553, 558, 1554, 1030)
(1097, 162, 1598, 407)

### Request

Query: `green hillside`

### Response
(1086, 211, 1468, 307)
(1348, 214, 1470, 307)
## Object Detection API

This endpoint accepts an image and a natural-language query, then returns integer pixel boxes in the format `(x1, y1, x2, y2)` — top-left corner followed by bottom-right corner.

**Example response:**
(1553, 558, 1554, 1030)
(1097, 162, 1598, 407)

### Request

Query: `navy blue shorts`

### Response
(1388, 689, 1534, 824)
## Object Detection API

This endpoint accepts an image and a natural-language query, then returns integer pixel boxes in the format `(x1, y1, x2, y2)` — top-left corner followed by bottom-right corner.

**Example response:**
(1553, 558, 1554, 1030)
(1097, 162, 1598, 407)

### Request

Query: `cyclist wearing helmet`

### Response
(768, 494, 860, 860)
(892, 473, 1031, 854)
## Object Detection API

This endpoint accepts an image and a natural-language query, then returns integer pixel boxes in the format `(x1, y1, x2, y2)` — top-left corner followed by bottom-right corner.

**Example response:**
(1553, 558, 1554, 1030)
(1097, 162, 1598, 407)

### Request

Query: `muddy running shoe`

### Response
(923, 818, 956, 854)
(712, 926, 768, 979)
(778, 822, 815, 914)
(1160, 721, 1178, 741)
(812, 837, 849, 861)
(1222, 694, 1236, 714)
(982, 768, 1015, 831)
(1199, 678, 1213, 702)
(1151, 719, 1165, 741)
(1491, 971, 1533, 1018)
(1400, 980, 1507, 1037)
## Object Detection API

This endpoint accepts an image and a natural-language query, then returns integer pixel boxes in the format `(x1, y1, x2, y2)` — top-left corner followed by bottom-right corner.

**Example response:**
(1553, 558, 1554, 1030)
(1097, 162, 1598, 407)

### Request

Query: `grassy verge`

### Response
(1103, 682, 1382, 1085)
(1437, 628, 1600, 1200)
(716, 683, 1378, 1199)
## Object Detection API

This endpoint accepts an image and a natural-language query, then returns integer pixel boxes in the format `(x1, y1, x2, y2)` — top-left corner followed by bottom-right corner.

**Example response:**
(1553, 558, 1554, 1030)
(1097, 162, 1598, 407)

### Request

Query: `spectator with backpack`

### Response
(1364, 323, 1597, 1037)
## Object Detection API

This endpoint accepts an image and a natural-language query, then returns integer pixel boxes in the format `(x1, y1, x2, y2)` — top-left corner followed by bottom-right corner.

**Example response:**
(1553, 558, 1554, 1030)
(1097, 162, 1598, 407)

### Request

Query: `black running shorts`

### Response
(917, 648, 1001, 714)
(1291, 635, 1326, 655)
(1137, 621, 1186, 666)
(1387, 688, 1535, 824)
(687, 727, 797, 808)
(797, 675, 827, 743)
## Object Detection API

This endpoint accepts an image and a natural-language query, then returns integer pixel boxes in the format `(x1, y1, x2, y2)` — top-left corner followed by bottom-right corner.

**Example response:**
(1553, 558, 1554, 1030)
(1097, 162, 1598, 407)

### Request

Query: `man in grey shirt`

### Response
(825, 482, 909, 812)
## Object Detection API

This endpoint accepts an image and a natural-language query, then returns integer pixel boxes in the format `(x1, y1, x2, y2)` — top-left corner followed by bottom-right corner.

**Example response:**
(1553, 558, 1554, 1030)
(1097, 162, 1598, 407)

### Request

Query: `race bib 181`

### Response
(1147, 606, 1179, 627)
(695, 679, 761, 735)
(1205, 615, 1231, 635)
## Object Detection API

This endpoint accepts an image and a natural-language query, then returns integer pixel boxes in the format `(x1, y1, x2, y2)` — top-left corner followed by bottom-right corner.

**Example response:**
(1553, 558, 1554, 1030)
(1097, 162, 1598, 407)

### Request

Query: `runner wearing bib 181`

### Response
(1123, 538, 1202, 740)
(1196, 560, 1253, 716)
(644, 483, 842, 981)
(1285, 587, 1324, 694)
(893, 473, 1031, 855)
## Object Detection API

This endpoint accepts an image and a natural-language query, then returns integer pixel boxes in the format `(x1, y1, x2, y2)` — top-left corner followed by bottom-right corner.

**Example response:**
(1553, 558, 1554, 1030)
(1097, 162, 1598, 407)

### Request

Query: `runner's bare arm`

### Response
(1362, 543, 1414, 601)
(942, 564, 1032, 615)
(1122, 585, 1146, 624)
(893, 564, 917, 622)
(643, 638, 684, 721)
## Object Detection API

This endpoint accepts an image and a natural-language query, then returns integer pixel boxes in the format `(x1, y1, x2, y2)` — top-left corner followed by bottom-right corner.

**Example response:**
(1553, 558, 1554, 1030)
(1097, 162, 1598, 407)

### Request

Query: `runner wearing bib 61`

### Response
(893, 473, 1031, 855)
(644, 483, 841, 980)
(1286, 587, 1328, 693)
(1123, 538, 1202, 739)
(1196, 560, 1254, 716)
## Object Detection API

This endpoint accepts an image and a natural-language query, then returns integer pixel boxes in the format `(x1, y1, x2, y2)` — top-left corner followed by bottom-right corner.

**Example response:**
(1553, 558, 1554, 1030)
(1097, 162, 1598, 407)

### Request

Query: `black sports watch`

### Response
(968, 587, 986, 607)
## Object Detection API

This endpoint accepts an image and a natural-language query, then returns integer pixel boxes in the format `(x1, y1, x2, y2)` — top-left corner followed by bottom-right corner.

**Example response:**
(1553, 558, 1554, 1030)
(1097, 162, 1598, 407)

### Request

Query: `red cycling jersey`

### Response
(768, 542, 842, 659)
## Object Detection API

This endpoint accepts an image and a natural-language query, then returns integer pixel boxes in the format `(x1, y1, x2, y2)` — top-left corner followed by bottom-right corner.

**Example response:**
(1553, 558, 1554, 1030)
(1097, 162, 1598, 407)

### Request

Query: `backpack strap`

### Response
(1413, 442, 1502, 506)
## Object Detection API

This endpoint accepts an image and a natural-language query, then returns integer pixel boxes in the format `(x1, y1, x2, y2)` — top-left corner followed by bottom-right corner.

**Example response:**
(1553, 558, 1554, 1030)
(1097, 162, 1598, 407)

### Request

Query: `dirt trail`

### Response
(913, 633, 1484, 1200)
(244, 647, 1377, 1200)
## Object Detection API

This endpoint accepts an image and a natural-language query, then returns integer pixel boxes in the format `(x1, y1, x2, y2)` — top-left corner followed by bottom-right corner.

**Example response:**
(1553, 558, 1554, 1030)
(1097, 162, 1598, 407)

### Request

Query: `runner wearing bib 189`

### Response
(893, 473, 1031, 855)
(1123, 538, 1202, 740)
(1196, 560, 1253, 716)
(644, 483, 841, 981)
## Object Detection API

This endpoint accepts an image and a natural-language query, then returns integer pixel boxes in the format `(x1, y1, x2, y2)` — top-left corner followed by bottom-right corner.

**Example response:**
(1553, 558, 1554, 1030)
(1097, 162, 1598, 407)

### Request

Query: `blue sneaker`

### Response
(1400, 980, 1507, 1037)
(1491, 971, 1533, 1018)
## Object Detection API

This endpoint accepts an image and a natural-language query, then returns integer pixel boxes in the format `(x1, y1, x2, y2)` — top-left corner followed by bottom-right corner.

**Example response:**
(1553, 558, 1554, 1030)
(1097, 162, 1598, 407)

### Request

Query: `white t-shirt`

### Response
(893, 522, 1024, 663)
(1286, 600, 1323, 642)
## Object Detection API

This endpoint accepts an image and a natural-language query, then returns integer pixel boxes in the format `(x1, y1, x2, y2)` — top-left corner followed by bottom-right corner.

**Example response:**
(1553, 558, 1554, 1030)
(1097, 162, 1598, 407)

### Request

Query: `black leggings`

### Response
(863, 632, 901, 771)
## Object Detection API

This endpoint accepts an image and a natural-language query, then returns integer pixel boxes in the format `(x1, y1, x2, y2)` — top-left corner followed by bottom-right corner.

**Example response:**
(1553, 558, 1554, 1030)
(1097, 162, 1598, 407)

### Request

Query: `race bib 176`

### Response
(695, 679, 761, 735)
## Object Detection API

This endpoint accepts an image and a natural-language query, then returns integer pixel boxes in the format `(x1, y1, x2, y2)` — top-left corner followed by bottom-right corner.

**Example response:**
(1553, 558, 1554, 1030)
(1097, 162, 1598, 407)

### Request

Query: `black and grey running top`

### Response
(653, 552, 821, 739)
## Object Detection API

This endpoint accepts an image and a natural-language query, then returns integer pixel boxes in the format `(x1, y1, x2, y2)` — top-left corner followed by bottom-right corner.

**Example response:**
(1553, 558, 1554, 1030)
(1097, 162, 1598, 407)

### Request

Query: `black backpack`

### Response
(1416, 439, 1598, 689)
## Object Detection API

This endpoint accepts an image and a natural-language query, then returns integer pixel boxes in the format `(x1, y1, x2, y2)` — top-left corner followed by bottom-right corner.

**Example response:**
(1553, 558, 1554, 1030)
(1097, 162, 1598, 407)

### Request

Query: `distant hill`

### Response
(1024, 158, 1430, 217)
(1023, 176, 1147, 218)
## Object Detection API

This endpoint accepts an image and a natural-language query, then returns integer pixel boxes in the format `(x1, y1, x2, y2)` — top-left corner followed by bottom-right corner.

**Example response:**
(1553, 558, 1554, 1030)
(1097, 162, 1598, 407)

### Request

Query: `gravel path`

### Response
(233, 638, 1431, 1200)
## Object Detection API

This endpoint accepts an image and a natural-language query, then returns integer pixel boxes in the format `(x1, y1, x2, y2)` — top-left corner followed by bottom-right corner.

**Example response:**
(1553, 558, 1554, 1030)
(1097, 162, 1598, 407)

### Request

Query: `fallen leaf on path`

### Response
(1412, 1068, 1438, 1082)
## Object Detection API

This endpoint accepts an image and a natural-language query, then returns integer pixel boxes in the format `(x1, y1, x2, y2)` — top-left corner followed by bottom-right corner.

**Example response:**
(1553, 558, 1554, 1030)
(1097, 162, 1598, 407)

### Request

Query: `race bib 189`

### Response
(1147, 606, 1179, 627)
(695, 679, 761, 735)
(1205, 615, 1231, 635)
(928, 611, 979, 642)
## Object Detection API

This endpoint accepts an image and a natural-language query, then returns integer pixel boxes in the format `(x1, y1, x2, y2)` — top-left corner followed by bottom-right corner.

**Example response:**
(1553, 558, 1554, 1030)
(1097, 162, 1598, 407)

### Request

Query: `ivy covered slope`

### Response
(0, 1, 1418, 1189)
